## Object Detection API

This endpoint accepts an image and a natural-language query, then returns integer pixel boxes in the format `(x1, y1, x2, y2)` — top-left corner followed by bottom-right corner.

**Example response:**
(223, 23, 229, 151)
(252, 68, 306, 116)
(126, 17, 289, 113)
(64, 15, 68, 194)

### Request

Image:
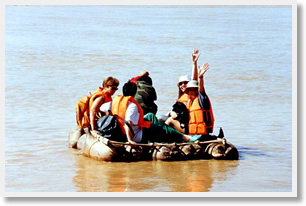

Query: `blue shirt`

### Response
(198, 90, 211, 110)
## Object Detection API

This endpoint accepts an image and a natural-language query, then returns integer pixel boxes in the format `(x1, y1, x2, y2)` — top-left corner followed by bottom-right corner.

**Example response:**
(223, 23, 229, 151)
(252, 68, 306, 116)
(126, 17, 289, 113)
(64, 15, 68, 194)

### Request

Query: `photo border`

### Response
(1, 0, 298, 199)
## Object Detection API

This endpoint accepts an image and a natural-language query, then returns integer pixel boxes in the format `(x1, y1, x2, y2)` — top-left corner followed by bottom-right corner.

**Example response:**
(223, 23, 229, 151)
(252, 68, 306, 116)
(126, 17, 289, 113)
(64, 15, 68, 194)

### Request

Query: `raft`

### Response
(68, 127, 239, 162)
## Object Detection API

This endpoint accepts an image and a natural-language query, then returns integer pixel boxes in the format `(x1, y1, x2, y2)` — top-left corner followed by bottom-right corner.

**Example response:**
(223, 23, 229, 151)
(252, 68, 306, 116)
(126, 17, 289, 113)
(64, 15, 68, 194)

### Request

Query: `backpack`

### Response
(96, 114, 134, 142)
(75, 92, 92, 129)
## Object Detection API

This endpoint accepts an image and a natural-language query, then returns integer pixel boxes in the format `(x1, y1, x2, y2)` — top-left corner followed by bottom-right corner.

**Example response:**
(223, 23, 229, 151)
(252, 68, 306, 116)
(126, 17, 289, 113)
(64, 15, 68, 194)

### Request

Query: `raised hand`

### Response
(191, 49, 200, 64)
(198, 63, 210, 78)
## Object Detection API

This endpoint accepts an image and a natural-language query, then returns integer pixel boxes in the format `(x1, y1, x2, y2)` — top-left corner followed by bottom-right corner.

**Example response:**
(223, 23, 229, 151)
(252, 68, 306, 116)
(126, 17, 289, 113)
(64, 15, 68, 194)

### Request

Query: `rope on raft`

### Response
(90, 130, 226, 147)
(89, 131, 236, 160)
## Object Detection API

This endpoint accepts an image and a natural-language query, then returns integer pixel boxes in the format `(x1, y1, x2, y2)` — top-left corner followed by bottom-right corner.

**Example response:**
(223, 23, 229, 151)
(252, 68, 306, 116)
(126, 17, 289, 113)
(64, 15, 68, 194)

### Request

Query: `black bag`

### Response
(96, 114, 134, 142)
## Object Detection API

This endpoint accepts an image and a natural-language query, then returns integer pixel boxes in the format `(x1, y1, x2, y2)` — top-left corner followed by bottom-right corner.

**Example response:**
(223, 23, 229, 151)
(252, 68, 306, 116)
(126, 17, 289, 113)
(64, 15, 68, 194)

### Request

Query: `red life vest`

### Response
(186, 96, 214, 135)
(111, 95, 152, 134)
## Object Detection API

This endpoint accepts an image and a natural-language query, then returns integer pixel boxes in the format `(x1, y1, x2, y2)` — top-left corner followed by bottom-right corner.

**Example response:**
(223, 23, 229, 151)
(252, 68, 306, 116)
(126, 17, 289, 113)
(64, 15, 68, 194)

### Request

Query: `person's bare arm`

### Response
(191, 49, 200, 80)
(198, 63, 210, 94)
(124, 122, 136, 144)
(90, 96, 104, 132)
(165, 111, 186, 133)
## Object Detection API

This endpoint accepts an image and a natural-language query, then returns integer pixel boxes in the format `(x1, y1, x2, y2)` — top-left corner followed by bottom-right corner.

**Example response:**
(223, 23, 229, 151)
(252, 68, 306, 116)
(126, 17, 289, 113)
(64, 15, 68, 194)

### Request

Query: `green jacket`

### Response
(135, 80, 158, 115)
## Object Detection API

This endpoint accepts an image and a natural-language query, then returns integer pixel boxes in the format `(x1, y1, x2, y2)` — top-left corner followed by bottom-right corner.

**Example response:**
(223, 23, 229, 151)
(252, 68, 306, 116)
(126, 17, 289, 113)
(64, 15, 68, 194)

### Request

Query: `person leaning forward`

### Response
(90, 76, 119, 134)
(111, 81, 201, 144)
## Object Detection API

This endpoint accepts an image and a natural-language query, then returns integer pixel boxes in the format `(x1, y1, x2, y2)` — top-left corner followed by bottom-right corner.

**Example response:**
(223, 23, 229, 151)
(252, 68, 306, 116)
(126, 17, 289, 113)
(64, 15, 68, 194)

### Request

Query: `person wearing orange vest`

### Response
(164, 49, 201, 134)
(176, 49, 200, 102)
(90, 76, 119, 134)
(184, 63, 215, 136)
(112, 81, 201, 144)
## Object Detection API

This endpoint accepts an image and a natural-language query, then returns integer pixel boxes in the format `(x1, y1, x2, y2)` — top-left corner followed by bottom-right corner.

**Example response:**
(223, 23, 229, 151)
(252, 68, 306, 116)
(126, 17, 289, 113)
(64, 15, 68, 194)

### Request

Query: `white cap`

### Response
(186, 80, 198, 88)
(177, 75, 190, 86)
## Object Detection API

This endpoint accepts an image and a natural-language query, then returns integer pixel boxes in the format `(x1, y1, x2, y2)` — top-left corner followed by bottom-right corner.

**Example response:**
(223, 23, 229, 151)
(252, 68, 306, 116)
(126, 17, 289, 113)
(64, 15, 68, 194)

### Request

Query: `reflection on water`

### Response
(73, 155, 239, 192)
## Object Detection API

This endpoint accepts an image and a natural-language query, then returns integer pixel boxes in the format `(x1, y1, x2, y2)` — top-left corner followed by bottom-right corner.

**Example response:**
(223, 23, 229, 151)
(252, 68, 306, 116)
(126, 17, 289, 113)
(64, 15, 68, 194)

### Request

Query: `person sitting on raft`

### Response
(90, 76, 119, 134)
(181, 63, 215, 136)
(162, 49, 200, 134)
(177, 49, 200, 102)
(164, 101, 189, 134)
(166, 50, 214, 138)
(111, 81, 201, 144)
(130, 71, 158, 115)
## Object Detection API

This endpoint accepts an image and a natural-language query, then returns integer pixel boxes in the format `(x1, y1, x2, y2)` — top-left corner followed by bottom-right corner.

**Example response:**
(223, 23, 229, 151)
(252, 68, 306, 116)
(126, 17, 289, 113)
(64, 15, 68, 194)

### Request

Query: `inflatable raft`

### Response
(69, 127, 239, 161)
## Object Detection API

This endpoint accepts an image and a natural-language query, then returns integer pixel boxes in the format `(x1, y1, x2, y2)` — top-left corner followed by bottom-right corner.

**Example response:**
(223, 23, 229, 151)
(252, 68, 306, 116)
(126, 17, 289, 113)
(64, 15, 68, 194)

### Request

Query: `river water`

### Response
(4, 6, 294, 194)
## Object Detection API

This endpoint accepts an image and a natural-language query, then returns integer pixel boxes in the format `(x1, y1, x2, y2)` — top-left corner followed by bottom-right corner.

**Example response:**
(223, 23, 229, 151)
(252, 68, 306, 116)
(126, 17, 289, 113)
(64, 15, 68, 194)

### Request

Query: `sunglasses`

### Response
(179, 81, 189, 86)
(187, 88, 198, 92)
(108, 86, 118, 91)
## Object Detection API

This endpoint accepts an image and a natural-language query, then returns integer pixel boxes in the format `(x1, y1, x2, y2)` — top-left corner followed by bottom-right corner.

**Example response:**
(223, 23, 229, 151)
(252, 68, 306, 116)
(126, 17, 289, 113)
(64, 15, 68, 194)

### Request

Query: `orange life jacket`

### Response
(186, 96, 214, 135)
(177, 93, 189, 104)
(75, 87, 112, 129)
(88, 88, 112, 112)
(111, 95, 152, 134)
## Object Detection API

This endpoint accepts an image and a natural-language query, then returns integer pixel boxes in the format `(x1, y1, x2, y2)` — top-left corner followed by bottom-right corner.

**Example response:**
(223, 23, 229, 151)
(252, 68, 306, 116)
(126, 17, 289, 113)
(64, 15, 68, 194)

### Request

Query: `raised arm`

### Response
(191, 49, 200, 81)
(198, 63, 210, 94)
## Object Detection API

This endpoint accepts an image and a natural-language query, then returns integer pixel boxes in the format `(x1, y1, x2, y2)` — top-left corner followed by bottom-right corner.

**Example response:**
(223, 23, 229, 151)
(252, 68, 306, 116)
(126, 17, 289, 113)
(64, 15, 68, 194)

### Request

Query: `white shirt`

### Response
(101, 101, 143, 143)
(100, 101, 112, 112)
(125, 102, 143, 143)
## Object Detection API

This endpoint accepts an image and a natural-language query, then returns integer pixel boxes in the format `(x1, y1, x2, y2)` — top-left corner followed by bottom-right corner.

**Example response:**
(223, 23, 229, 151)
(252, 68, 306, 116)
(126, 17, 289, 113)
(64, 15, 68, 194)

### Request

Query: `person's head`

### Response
(186, 80, 199, 100)
(102, 76, 119, 95)
(177, 75, 190, 97)
(123, 81, 137, 97)
(138, 75, 152, 85)
(172, 101, 189, 125)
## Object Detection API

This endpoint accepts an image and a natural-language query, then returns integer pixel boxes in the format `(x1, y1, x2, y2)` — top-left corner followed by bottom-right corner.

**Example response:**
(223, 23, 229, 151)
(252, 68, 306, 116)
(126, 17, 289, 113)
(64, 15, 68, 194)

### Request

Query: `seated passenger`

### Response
(162, 49, 200, 131)
(177, 49, 200, 103)
(185, 63, 215, 136)
(169, 49, 215, 138)
(177, 75, 190, 101)
(90, 77, 119, 134)
(165, 102, 189, 134)
(111, 81, 201, 144)
(134, 74, 158, 115)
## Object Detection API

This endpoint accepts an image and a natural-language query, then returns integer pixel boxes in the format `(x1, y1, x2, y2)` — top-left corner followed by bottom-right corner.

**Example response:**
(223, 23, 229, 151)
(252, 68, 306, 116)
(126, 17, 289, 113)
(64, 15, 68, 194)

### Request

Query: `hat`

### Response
(177, 75, 190, 86)
(186, 80, 198, 88)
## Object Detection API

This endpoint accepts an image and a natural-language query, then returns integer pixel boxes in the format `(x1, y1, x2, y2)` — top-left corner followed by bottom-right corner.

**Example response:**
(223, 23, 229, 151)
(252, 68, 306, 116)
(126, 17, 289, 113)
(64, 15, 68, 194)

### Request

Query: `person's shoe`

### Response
(188, 135, 202, 143)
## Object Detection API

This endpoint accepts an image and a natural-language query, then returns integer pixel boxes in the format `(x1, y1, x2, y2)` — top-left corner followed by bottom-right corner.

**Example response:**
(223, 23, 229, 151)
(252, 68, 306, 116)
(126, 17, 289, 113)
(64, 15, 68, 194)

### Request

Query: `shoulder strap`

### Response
(108, 110, 135, 137)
